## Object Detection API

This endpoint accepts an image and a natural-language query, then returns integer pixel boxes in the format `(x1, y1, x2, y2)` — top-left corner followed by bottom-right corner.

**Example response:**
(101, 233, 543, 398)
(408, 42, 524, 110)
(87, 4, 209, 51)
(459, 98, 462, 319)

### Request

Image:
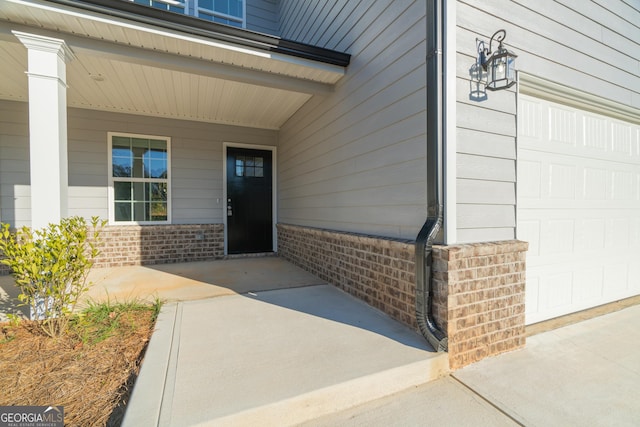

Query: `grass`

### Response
(71, 299, 161, 346)
(0, 298, 161, 427)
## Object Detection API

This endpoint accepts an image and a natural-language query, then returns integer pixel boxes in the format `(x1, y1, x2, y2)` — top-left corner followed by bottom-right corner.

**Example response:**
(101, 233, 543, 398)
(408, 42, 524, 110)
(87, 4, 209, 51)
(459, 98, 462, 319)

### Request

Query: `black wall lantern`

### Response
(479, 30, 517, 91)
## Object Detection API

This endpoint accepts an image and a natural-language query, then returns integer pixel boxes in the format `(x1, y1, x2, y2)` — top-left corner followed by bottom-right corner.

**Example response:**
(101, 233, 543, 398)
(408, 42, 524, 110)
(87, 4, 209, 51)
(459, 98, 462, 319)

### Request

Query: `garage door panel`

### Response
(583, 114, 608, 151)
(583, 167, 607, 199)
(540, 219, 574, 255)
(630, 264, 640, 292)
(574, 267, 604, 302)
(605, 218, 630, 248)
(611, 122, 634, 156)
(548, 105, 577, 146)
(520, 100, 640, 166)
(519, 94, 640, 324)
(518, 160, 542, 198)
(525, 275, 540, 314)
(612, 170, 634, 200)
(518, 220, 540, 256)
(631, 218, 640, 248)
(539, 271, 573, 310)
(603, 263, 629, 297)
(519, 151, 639, 210)
(520, 213, 634, 265)
(577, 218, 606, 252)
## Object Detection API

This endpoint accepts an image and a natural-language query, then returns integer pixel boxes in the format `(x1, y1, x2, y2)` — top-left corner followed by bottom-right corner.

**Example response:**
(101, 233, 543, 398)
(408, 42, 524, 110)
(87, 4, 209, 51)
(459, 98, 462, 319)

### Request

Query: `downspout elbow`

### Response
(416, 217, 448, 352)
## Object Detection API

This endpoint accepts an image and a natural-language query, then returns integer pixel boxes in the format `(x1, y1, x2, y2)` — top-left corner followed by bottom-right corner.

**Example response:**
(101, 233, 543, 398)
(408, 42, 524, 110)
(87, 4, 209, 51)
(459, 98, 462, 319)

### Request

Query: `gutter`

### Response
(41, 0, 351, 67)
(416, 0, 448, 352)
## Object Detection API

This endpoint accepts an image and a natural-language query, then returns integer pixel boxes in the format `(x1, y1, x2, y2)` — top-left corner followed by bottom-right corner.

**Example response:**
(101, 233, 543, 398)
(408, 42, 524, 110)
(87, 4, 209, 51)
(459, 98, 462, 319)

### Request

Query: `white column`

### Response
(13, 31, 75, 230)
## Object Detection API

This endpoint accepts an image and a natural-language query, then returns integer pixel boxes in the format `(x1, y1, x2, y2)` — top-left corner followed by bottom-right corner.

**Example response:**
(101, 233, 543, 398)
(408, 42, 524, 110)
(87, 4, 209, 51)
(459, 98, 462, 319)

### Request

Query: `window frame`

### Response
(107, 132, 172, 225)
(129, 0, 189, 15)
(195, 0, 246, 28)
(127, 0, 246, 28)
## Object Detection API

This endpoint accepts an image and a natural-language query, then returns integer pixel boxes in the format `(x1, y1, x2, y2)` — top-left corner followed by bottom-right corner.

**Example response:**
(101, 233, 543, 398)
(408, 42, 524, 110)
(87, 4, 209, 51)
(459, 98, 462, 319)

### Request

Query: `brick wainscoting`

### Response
(93, 224, 225, 268)
(277, 223, 528, 370)
(277, 223, 418, 328)
(0, 223, 224, 272)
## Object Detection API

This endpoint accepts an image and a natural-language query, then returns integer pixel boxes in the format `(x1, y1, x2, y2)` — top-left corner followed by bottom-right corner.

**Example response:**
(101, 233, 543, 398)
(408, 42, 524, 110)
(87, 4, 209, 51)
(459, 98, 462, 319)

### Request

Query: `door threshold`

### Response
(225, 252, 277, 260)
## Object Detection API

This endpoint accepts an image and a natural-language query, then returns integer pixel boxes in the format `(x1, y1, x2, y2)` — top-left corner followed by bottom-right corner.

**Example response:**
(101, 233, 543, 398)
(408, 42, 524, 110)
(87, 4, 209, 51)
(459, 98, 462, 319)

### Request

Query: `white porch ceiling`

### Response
(0, 0, 346, 129)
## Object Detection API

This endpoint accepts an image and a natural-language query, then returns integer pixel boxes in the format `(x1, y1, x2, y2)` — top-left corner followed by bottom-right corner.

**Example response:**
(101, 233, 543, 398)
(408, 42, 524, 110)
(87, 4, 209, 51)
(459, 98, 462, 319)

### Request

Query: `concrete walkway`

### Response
(80, 257, 446, 426)
(305, 303, 640, 427)
(122, 284, 448, 426)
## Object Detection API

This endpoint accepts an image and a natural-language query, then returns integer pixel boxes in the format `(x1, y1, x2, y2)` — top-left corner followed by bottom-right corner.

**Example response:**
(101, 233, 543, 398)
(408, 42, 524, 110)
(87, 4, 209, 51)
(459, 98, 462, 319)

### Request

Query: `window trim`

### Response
(107, 132, 172, 225)
(194, 0, 246, 28)
(127, 0, 246, 28)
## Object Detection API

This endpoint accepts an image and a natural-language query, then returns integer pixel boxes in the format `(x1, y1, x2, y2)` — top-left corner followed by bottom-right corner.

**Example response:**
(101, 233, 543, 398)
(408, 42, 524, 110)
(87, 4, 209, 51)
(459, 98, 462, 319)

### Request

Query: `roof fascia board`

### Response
(0, 22, 334, 95)
(41, 0, 351, 67)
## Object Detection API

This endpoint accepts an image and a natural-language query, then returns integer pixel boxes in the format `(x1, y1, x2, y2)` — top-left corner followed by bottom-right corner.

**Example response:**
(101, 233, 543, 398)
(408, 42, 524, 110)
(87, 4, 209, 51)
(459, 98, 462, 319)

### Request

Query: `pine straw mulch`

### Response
(0, 305, 157, 426)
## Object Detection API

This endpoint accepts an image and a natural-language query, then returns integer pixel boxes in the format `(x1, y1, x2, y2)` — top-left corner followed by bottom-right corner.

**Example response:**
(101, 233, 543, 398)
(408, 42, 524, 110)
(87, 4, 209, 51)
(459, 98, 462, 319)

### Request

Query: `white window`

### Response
(128, 0, 245, 28)
(130, 0, 188, 14)
(108, 133, 171, 224)
(196, 0, 245, 27)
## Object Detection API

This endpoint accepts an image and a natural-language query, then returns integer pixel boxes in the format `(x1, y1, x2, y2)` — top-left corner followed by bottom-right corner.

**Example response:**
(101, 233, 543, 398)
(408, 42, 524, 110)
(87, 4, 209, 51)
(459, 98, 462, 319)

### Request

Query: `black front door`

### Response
(226, 147, 273, 254)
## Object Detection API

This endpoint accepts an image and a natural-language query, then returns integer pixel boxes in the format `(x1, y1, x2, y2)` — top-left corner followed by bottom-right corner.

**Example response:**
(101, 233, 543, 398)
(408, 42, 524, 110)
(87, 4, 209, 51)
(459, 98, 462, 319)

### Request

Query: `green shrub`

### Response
(0, 216, 106, 337)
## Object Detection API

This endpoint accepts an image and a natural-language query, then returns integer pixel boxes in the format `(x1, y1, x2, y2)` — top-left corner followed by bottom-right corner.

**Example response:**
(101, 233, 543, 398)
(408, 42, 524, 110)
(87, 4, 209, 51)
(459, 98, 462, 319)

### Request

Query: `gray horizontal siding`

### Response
(0, 100, 276, 228)
(455, 0, 639, 243)
(69, 108, 276, 225)
(456, 3, 518, 243)
(458, 0, 640, 106)
(0, 100, 30, 227)
(277, 0, 427, 240)
(246, 0, 279, 34)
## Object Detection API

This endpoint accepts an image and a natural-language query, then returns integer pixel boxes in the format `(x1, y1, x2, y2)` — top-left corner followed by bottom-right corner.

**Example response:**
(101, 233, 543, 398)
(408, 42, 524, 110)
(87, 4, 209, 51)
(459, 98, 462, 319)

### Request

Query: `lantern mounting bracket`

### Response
(480, 29, 506, 71)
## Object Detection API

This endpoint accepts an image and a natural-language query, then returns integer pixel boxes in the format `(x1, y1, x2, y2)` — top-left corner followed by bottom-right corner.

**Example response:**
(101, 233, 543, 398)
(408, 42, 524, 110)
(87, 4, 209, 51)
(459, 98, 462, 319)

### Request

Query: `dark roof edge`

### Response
(42, 0, 351, 67)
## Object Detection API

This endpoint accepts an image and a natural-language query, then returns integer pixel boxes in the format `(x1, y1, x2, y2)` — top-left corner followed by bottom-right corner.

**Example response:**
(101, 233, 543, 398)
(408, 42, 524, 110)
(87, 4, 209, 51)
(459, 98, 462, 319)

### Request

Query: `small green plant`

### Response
(0, 216, 106, 338)
(70, 298, 162, 346)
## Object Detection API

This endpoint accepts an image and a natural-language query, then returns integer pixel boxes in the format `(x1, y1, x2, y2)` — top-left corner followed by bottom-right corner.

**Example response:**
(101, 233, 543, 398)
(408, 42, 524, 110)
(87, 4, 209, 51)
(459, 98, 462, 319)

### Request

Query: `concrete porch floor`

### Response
(83, 256, 329, 305)
(0, 256, 328, 319)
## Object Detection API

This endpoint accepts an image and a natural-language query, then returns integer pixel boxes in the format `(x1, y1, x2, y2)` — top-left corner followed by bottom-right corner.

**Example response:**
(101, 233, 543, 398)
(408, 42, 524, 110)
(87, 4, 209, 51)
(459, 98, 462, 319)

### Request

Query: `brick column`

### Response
(433, 241, 529, 370)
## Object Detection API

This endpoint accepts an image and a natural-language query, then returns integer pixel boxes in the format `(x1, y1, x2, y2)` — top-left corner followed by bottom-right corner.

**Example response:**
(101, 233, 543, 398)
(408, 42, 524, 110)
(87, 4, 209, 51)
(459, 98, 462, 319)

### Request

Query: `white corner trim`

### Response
(443, 0, 457, 245)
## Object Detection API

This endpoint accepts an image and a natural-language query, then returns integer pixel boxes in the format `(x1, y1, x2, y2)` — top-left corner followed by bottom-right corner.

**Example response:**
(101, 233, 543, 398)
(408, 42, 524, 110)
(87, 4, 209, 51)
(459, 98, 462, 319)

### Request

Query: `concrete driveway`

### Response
(305, 303, 640, 427)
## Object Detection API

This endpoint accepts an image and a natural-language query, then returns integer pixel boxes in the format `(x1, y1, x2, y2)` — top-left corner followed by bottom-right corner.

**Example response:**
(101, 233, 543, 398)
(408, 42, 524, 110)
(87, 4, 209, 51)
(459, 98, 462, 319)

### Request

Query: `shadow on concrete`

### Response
(245, 285, 434, 352)
(87, 257, 432, 352)
(85, 257, 327, 305)
(0, 276, 29, 321)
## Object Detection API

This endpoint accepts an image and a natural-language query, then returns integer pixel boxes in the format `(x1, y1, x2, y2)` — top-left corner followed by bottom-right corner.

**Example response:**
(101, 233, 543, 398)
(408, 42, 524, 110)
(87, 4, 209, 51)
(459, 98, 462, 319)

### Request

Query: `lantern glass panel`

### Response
(486, 48, 517, 91)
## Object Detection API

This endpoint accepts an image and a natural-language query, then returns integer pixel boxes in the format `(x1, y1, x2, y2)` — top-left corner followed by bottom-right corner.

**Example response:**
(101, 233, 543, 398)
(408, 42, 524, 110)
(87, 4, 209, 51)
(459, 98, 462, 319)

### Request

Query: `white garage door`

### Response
(518, 94, 640, 325)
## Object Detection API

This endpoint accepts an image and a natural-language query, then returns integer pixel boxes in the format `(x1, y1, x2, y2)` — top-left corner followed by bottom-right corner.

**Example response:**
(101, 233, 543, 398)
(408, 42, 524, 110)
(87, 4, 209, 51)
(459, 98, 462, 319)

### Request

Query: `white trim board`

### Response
(519, 73, 640, 125)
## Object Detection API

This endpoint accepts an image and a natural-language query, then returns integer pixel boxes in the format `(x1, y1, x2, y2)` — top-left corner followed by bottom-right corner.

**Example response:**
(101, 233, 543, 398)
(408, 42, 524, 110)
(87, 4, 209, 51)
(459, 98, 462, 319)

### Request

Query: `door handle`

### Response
(227, 198, 233, 216)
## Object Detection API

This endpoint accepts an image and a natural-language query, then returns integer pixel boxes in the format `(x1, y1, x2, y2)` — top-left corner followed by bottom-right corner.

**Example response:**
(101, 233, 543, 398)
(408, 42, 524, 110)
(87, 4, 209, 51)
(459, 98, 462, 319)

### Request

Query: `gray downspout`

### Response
(416, 0, 448, 352)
